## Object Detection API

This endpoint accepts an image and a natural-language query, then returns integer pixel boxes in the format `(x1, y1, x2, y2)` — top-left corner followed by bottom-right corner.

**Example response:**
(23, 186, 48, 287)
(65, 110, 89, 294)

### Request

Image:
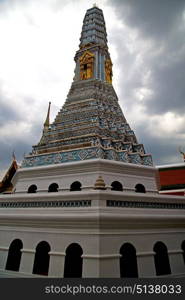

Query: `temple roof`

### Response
(0, 159, 18, 194)
(22, 6, 153, 168)
(157, 163, 185, 194)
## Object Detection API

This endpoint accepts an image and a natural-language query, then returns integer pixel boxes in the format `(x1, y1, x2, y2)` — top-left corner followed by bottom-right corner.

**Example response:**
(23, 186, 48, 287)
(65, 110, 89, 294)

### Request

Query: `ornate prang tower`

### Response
(0, 6, 185, 279)
(22, 5, 152, 168)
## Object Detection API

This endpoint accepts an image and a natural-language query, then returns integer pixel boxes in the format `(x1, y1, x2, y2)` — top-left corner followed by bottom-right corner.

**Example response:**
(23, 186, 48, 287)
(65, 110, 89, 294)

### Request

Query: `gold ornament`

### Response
(94, 176, 106, 190)
(105, 59, 113, 84)
(79, 51, 94, 80)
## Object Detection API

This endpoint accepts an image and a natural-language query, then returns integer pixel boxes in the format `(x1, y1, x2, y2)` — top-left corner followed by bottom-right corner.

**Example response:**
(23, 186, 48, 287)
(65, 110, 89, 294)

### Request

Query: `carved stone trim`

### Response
(107, 200, 185, 209)
(0, 200, 91, 208)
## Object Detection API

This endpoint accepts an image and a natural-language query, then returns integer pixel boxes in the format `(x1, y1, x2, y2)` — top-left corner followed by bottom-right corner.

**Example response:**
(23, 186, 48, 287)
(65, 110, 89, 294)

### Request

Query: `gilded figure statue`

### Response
(105, 59, 112, 83)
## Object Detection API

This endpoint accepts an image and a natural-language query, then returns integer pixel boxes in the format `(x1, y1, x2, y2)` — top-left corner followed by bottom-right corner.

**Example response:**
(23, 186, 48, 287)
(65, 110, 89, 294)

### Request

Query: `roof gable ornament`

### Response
(79, 51, 94, 62)
(0, 157, 18, 193)
(179, 146, 185, 162)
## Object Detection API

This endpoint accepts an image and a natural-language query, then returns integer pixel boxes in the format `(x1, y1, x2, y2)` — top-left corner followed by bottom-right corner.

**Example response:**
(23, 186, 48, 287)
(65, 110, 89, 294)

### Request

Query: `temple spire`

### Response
(44, 101, 51, 130)
(73, 6, 112, 84)
(22, 7, 153, 168)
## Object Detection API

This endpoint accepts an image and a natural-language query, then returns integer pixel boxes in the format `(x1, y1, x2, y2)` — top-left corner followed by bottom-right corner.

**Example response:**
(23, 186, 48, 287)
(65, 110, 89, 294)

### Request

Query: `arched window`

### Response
(153, 241, 171, 276)
(5, 239, 23, 271)
(135, 183, 146, 193)
(48, 183, 59, 192)
(70, 181, 82, 191)
(111, 181, 123, 191)
(181, 241, 185, 264)
(33, 241, 51, 276)
(120, 243, 138, 278)
(64, 243, 83, 278)
(27, 184, 37, 193)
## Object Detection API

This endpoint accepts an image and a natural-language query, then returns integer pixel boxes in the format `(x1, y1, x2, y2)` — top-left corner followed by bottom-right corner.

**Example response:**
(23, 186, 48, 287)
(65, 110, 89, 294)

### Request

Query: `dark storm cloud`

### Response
(108, 0, 185, 115)
(0, 84, 41, 125)
(134, 121, 184, 165)
(109, 0, 185, 39)
(0, 121, 42, 178)
(0, 85, 43, 177)
(0, 101, 19, 126)
(146, 58, 185, 114)
(0, 140, 29, 168)
(0, 91, 21, 126)
(0, 135, 37, 179)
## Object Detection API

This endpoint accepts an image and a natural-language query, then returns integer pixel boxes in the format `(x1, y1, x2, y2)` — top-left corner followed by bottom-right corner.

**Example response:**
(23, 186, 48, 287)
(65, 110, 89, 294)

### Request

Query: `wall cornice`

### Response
(12, 159, 157, 184)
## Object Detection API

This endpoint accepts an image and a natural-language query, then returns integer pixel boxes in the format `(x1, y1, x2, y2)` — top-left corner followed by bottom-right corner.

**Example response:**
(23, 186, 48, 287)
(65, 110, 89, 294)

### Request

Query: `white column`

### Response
(0, 247, 9, 270)
(82, 254, 120, 277)
(168, 249, 185, 275)
(82, 254, 100, 277)
(48, 251, 65, 277)
(99, 254, 120, 278)
(137, 251, 156, 277)
(19, 248, 35, 275)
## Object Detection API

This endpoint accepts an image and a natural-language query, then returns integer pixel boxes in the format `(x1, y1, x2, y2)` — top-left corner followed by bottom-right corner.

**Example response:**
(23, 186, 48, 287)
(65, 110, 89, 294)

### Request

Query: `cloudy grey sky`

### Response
(0, 0, 185, 178)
